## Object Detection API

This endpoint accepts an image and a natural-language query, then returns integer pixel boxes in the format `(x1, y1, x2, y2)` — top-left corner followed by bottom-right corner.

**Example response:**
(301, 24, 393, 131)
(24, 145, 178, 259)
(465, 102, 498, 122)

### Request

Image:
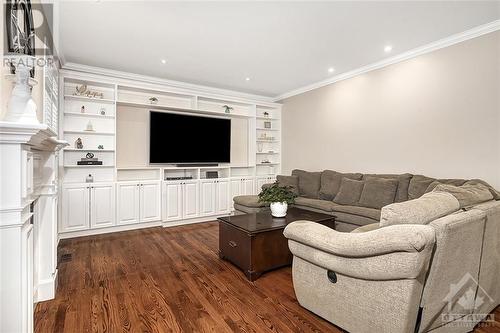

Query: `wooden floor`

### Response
(35, 222, 500, 333)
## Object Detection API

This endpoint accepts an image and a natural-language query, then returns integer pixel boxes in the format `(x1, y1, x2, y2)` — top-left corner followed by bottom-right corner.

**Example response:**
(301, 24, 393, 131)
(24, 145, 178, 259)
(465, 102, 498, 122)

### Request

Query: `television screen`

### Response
(149, 111, 231, 164)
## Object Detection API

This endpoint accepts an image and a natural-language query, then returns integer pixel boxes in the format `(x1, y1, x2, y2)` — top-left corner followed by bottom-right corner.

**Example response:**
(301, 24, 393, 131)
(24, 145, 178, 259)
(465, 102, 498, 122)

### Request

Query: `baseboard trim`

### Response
(163, 215, 229, 228)
(35, 270, 58, 302)
(58, 221, 163, 239)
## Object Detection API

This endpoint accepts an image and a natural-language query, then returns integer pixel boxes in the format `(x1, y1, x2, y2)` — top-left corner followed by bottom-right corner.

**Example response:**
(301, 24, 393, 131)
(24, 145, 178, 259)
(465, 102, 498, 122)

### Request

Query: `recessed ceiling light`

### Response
(161, 59, 167, 64)
(245, 77, 251, 81)
(328, 67, 335, 73)
(384, 45, 393, 53)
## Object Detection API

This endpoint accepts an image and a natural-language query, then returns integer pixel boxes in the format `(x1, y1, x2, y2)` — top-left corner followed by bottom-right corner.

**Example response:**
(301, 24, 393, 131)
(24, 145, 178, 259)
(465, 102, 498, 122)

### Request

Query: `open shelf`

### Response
(64, 112, 115, 119)
(64, 130, 115, 136)
(256, 152, 279, 155)
(64, 95, 115, 104)
(64, 165, 115, 168)
(256, 116, 279, 120)
(256, 127, 279, 131)
(64, 148, 115, 152)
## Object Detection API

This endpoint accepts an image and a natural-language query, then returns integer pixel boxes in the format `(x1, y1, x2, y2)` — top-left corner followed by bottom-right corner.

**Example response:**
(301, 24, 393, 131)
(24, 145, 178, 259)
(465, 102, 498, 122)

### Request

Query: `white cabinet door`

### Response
(216, 180, 230, 214)
(164, 182, 183, 221)
(140, 181, 161, 222)
(61, 184, 89, 232)
(117, 183, 140, 225)
(242, 178, 255, 195)
(90, 184, 115, 229)
(183, 181, 199, 219)
(230, 179, 242, 210)
(200, 180, 217, 216)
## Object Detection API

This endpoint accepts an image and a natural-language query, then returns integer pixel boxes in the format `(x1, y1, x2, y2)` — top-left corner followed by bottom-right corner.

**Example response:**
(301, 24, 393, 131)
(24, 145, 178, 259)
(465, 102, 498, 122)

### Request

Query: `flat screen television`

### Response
(149, 111, 231, 164)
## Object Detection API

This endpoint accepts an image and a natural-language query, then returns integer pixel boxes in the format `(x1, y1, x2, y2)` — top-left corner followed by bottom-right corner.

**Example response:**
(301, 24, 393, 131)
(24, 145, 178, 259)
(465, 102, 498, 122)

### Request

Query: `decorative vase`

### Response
(270, 202, 288, 217)
(3, 55, 39, 124)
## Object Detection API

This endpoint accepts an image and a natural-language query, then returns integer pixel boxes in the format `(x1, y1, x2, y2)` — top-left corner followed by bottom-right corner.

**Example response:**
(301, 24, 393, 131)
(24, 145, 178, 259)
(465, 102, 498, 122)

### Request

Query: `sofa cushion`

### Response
(294, 197, 336, 212)
(351, 223, 381, 233)
(332, 205, 381, 221)
(234, 203, 269, 214)
(432, 183, 493, 208)
(380, 192, 459, 227)
(363, 174, 412, 202)
(233, 195, 268, 208)
(358, 178, 399, 209)
(466, 179, 500, 200)
(277, 175, 299, 196)
(319, 170, 363, 200)
(292, 169, 322, 199)
(333, 178, 364, 205)
(408, 175, 467, 200)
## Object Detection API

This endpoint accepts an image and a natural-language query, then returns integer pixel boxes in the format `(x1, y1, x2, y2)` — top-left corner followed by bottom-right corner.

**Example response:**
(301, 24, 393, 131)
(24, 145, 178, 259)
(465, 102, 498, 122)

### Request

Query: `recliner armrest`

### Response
(284, 221, 436, 280)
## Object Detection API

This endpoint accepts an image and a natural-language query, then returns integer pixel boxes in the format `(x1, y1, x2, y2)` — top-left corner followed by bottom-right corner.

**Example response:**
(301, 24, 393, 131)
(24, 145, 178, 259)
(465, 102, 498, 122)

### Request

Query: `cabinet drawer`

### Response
(219, 223, 251, 271)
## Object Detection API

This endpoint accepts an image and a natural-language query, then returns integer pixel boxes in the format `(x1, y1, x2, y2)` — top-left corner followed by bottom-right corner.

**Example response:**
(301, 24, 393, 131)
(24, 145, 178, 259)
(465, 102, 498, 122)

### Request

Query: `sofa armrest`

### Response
(284, 221, 435, 280)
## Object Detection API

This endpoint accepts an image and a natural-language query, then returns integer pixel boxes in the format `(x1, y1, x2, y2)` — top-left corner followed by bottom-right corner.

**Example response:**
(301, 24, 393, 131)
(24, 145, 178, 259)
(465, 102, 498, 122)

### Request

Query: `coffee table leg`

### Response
(246, 270, 262, 282)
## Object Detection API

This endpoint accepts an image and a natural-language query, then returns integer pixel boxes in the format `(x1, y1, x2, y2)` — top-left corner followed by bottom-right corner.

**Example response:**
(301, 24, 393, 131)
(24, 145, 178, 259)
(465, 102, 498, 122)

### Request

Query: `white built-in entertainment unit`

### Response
(59, 70, 282, 238)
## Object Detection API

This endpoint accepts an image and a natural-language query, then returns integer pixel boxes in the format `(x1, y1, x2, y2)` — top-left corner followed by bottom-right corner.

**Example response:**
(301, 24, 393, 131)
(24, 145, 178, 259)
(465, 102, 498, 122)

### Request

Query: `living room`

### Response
(1, 1, 499, 333)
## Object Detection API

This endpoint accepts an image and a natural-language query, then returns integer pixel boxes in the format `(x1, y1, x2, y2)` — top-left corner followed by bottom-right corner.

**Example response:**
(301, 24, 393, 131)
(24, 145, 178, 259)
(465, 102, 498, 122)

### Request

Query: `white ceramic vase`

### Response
(270, 202, 288, 217)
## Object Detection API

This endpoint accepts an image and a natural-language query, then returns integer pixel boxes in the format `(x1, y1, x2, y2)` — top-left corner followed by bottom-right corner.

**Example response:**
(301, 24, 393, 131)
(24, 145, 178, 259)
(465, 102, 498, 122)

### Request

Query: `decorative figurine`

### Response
(100, 107, 106, 115)
(75, 138, 83, 149)
(85, 121, 94, 131)
(222, 105, 233, 114)
(97, 145, 104, 150)
(80, 105, 85, 113)
(149, 97, 158, 105)
(263, 111, 269, 118)
(86, 174, 94, 183)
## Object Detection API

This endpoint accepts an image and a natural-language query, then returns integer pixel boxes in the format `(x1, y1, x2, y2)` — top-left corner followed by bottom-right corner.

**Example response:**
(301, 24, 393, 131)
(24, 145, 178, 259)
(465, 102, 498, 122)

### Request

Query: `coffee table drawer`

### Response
(219, 222, 251, 271)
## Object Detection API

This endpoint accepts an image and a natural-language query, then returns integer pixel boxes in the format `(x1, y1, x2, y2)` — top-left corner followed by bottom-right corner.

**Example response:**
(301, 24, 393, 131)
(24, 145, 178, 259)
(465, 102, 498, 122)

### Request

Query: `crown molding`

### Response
(273, 20, 500, 102)
(61, 62, 276, 104)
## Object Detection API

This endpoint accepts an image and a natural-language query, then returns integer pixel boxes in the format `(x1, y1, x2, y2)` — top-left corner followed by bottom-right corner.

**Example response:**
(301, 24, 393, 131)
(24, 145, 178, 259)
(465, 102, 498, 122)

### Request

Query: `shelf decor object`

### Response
(149, 97, 158, 105)
(222, 105, 233, 114)
(74, 84, 104, 99)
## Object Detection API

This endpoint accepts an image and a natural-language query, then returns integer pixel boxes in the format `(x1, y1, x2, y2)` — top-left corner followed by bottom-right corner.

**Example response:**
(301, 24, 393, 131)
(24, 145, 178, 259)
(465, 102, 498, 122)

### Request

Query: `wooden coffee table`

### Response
(218, 207, 335, 281)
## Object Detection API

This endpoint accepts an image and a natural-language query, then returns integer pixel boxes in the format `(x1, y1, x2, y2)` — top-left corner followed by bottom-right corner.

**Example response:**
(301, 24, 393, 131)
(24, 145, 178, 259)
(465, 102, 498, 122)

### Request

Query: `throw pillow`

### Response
(277, 175, 299, 196)
(291, 169, 322, 199)
(380, 192, 460, 227)
(358, 178, 399, 209)
(319, 170, 363, 200)
(333, 178, 365, 205)
(432, 183, 494, 208)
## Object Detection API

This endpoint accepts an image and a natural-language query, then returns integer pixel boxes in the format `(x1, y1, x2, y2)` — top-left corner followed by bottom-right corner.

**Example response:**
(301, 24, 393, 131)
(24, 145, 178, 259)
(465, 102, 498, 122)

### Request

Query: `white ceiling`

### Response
(58, 1, 500, 98)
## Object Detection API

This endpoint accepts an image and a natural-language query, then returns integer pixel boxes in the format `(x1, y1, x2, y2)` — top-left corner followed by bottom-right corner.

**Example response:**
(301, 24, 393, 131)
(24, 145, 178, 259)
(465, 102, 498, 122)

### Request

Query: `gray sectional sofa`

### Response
(233, 169, 499, 232)
(234, 169, 500, 332)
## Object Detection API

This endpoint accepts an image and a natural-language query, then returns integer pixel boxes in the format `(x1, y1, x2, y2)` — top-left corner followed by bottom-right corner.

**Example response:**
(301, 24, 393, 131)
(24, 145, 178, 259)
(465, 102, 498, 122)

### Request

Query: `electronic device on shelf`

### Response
(206, 171, 219, 179)
(165, 176, 194, 181)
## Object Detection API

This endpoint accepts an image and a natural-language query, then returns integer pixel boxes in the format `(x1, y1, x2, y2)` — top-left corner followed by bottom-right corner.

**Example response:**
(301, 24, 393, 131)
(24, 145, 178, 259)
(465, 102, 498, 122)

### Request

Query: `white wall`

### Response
(281, 31, 500, 188)
(116, 106, 248, 167)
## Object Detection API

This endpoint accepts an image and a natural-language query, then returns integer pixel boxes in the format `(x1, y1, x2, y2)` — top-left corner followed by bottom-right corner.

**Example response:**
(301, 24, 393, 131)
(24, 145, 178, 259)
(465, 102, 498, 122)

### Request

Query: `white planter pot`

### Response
(270, 202, 288, 217)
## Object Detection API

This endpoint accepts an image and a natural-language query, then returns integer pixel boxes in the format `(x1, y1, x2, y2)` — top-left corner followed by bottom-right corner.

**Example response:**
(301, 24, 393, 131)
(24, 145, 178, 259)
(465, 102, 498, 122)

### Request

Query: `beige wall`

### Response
(116, 106, 248, 167)
(281, 31, 500, 188)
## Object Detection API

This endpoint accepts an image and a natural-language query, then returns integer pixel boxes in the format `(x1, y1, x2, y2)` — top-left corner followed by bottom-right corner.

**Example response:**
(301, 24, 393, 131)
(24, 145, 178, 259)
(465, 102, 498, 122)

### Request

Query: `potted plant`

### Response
(258, 182, 297, 217)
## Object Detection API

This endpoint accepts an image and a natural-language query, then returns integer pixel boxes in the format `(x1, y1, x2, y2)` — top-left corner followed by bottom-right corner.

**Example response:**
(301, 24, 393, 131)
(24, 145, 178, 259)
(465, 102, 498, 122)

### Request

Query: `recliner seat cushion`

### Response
(333, 205, 381, 221)
(319, 170, 363, 200)
(333, 178, 365, 205)
(294, 197, 336, 212)
(358, 178, 399, 209)
(380, 192, 459, 227)
(292, 169, 322, 199)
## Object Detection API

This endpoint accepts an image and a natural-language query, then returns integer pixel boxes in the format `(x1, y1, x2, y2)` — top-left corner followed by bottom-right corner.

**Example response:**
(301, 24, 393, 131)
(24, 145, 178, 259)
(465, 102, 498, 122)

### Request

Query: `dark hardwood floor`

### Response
(35, 222, 500, 333)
